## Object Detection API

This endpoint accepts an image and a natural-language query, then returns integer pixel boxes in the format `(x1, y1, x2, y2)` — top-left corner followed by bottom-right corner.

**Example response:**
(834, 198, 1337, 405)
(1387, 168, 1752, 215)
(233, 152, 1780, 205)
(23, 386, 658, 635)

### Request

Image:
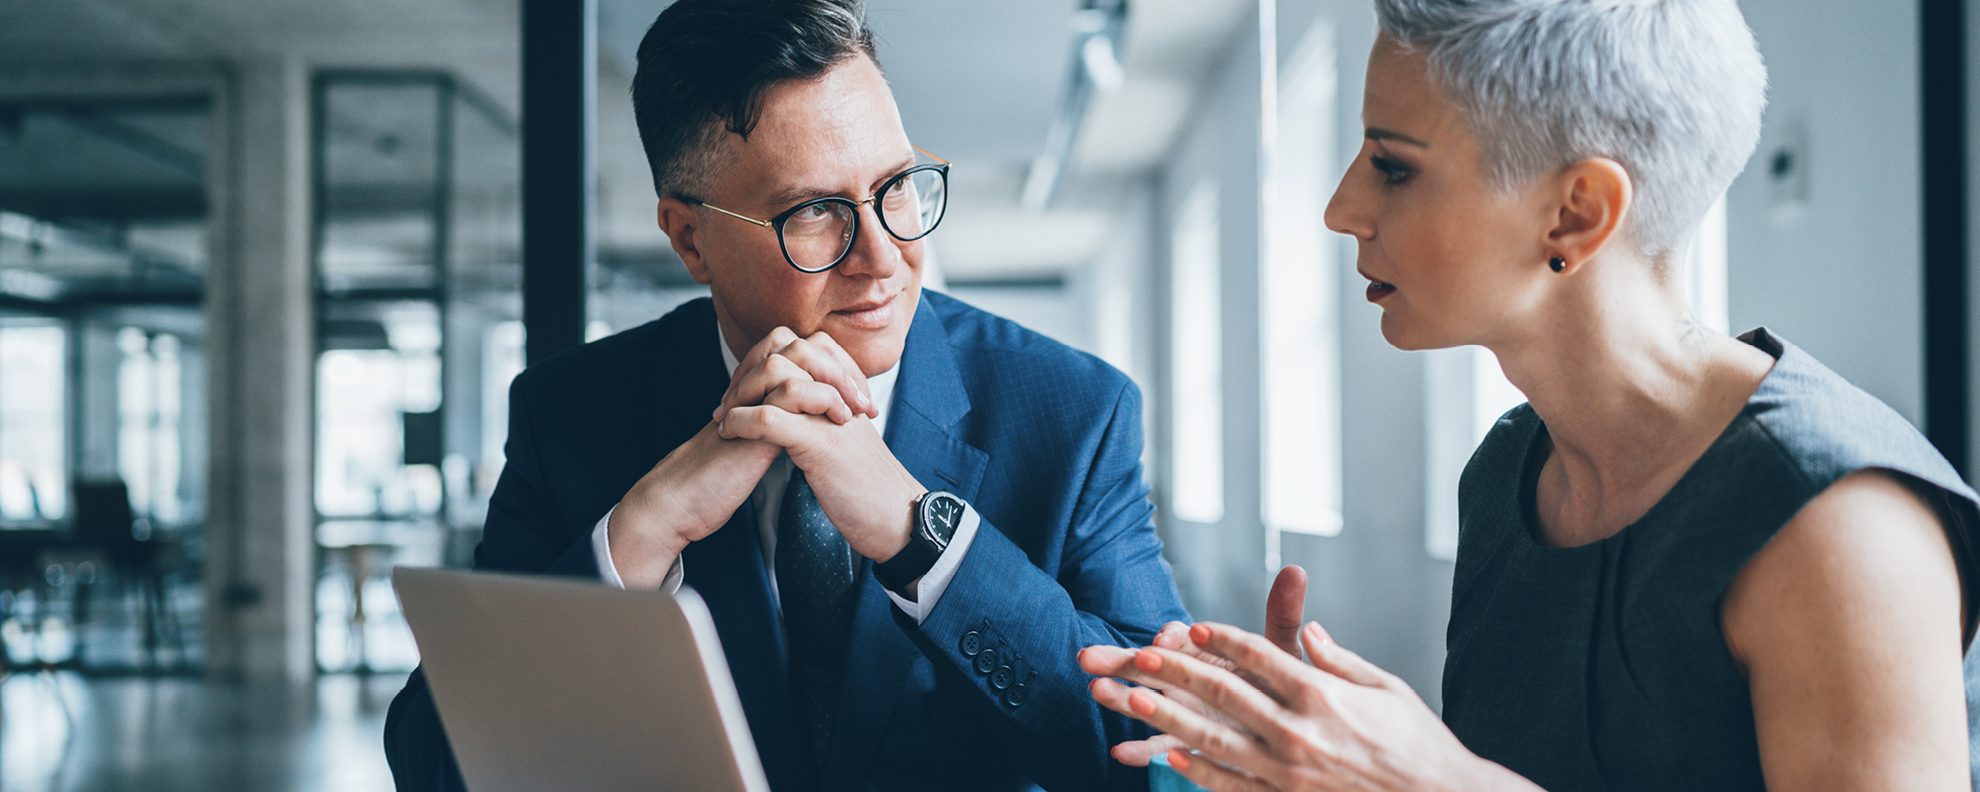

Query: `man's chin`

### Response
(836, 328, 907, 377)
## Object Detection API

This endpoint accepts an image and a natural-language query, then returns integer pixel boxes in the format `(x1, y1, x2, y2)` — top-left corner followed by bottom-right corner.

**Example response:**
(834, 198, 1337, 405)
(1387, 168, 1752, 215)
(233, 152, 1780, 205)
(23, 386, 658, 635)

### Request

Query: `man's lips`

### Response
(832, 291, 902, 329)
(836, 292, 897, 314)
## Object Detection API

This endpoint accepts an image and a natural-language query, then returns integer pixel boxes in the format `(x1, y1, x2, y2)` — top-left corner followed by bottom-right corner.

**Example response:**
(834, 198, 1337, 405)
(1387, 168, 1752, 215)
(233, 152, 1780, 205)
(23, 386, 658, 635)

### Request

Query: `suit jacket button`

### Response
(1004, 684, 1027, 708)
(959, 631, 983, 657)
(991, 666, 1013, 691)
(974, 648, 998, 674)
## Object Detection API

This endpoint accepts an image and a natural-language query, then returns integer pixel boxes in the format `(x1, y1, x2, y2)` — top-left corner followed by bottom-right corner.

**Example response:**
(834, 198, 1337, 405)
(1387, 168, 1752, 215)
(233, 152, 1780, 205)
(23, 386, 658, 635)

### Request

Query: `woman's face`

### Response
(1325, 36, 1555, 351)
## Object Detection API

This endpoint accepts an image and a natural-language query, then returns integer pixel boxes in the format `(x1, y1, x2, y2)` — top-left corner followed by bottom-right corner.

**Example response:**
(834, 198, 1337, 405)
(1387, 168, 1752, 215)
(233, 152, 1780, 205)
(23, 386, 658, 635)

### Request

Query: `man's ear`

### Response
(658, 196, 714, 285)
(1544, 157, 1633, 268)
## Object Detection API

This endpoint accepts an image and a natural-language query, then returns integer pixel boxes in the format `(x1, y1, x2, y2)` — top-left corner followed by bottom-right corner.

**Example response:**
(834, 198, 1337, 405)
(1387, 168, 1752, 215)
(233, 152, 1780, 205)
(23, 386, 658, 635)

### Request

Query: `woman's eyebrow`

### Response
(1366, 127, 1430, 148)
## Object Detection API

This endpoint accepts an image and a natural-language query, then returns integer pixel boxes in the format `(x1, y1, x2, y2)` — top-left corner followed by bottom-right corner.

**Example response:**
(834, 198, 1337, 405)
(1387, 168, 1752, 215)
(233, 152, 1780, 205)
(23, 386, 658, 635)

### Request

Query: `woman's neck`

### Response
(1487, 260, 1774, 543)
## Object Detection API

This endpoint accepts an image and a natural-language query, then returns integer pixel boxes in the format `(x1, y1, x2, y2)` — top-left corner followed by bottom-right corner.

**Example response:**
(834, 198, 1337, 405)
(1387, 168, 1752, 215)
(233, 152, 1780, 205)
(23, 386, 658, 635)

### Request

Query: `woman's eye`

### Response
(1371, 154, 1412, 186)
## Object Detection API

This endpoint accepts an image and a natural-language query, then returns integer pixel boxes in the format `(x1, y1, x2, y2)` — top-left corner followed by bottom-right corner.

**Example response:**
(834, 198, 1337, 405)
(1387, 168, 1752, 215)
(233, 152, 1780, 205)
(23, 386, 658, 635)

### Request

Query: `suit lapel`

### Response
(819, 292, 990, 788)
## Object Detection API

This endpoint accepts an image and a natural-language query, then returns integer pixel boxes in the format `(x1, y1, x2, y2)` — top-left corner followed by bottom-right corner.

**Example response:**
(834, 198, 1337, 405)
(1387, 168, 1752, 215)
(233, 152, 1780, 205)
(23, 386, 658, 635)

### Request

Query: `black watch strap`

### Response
(874, 532, 939, 593)
(875, 491, 962, 593)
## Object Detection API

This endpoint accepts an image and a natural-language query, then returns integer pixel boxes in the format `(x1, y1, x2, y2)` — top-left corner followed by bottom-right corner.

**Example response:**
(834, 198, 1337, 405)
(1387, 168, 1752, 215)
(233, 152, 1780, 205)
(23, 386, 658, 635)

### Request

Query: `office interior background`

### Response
(0, 0, 1972, 789)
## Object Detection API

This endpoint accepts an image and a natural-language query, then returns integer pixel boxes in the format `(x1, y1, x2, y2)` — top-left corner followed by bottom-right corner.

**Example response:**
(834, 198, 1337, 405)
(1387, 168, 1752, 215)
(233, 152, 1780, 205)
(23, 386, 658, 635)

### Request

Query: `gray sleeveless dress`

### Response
(1441, 328, 1980, 790)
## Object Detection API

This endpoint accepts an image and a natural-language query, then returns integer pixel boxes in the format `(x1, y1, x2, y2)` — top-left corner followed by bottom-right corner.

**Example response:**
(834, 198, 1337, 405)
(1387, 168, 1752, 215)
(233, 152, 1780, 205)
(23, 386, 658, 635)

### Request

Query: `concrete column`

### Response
(203, 59, 315, 682)
(73, 321, 122, 482)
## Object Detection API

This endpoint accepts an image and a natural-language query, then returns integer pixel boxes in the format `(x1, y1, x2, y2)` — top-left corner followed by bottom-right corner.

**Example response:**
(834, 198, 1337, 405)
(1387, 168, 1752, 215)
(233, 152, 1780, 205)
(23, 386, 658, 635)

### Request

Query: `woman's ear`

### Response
(1544, 157, 1634, 268)
(657, 196, 715, 285)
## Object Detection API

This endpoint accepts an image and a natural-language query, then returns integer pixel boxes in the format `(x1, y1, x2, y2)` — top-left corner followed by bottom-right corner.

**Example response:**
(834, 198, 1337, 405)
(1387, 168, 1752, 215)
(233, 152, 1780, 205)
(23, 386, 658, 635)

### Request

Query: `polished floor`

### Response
(0, 671, 400, 792)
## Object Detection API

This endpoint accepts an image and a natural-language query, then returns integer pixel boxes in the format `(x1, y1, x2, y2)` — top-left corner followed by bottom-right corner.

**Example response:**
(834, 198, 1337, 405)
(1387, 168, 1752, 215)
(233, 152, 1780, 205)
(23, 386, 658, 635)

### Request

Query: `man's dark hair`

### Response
(631, 0, 879, 199)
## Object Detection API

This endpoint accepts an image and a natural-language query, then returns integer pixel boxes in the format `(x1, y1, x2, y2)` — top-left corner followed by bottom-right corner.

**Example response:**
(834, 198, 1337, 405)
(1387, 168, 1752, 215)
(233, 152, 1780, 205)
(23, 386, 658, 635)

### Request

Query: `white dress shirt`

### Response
(590, 322, 981, 623)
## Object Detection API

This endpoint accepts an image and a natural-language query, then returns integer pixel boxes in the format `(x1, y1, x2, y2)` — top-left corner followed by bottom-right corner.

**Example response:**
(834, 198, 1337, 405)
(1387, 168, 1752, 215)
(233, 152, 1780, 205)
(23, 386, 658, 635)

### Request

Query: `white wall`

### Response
(1152, 2, 1272, 629)
(1728, 0, 1924, 420)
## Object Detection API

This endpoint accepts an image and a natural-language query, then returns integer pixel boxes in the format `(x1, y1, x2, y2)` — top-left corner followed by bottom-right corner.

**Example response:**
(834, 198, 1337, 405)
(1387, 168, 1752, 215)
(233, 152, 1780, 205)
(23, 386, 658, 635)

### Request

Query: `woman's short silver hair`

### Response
(1374, 0, 1767, 258)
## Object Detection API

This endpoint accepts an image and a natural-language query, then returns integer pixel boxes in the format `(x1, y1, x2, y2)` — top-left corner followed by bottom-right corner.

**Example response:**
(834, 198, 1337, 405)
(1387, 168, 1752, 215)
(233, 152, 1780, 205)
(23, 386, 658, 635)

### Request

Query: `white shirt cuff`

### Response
(592, 506, 684, 594)
(882, 503, 982, 624)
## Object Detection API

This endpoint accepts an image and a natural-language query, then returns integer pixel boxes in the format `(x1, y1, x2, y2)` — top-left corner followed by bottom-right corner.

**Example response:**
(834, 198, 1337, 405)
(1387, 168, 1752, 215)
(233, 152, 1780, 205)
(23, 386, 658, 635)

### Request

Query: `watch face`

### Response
(923, 492, 964, 543)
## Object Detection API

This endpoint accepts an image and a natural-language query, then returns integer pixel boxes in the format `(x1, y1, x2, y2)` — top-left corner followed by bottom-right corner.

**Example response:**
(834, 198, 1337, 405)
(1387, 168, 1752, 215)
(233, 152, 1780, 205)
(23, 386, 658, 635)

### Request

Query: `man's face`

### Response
(668, 55, 924, 377)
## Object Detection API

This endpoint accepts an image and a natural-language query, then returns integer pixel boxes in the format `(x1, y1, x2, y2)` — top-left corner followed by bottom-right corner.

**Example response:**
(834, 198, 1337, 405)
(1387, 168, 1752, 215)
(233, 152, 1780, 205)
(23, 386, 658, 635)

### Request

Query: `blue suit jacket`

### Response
(385, 290, 1189, 791)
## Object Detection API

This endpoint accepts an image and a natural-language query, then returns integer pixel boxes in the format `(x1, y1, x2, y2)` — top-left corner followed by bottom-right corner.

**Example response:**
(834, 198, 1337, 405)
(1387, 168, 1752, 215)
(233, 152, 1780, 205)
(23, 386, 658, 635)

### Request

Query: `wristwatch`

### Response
(875, 490, 967, 594)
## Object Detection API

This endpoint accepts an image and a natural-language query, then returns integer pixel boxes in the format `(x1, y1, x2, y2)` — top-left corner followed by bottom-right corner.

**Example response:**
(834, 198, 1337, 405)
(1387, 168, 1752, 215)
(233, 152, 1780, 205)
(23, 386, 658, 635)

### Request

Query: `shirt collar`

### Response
(717, 321, 899, 431)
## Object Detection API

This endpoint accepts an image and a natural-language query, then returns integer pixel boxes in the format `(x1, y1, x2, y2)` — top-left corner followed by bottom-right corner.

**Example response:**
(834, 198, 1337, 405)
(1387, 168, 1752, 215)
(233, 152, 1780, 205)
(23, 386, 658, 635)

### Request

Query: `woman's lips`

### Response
(1361, 272, 1397, 303)
(832, 292, 900, 330)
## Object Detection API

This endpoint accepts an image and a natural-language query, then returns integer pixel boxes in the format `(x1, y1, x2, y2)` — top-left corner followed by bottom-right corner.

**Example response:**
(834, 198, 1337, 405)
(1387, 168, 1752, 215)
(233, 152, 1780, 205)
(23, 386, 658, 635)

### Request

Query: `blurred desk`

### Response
(317, 519, 440, 673)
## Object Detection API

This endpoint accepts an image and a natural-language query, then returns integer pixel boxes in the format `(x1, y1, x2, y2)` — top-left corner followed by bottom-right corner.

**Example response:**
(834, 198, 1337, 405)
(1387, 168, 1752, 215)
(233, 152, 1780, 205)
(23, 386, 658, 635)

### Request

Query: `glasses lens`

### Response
(780, 199, 857, 272)
(880, 167, 946, 241)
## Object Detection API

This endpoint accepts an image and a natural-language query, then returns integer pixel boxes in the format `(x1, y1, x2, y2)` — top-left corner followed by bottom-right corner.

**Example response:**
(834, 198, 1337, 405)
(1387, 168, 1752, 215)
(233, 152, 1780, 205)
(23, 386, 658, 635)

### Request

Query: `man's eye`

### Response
(791, 204, 836, 224)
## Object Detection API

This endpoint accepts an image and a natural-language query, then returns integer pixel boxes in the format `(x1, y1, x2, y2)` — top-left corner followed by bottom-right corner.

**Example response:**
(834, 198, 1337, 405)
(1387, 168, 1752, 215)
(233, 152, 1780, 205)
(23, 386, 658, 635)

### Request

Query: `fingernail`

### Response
(1305, 621, 1330, 645)
(1133, 650, 1163, 673)
(1168, 750, 1192, 771)
(1128, 690, 1156, 717)
(1189, 623, 1211, 646)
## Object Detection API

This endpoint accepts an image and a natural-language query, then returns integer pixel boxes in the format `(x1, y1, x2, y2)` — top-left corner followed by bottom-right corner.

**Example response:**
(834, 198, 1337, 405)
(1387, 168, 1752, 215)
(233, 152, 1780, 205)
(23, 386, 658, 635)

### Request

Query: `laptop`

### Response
(392, 567, 770, 792)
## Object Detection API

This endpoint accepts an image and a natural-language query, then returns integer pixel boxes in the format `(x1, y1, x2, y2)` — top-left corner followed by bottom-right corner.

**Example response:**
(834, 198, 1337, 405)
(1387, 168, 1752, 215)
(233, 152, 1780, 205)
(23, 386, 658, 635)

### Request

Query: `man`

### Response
(383, 0, 1188, 790)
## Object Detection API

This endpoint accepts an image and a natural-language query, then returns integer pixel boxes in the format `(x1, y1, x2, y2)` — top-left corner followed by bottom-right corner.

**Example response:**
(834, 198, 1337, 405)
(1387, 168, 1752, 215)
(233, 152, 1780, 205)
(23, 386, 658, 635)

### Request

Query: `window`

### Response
(117, 328, 185, 527)
(315, 302, 444, 518)
(1169, 183, 1224, 524)
(1262, 23, 1342, 539)
(0, 322, 67, 522)
(1425, 196, 1731, 559)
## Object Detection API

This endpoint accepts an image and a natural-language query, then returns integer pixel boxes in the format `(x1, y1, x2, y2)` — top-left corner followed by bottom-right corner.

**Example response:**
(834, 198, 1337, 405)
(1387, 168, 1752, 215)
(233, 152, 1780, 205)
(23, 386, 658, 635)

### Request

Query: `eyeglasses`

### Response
(680, 147, 950, 274)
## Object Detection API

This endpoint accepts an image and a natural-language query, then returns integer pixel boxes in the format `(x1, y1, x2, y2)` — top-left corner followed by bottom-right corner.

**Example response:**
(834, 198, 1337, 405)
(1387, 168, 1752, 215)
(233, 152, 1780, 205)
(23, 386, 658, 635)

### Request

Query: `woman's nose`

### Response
(1323, 167, 1373, 241)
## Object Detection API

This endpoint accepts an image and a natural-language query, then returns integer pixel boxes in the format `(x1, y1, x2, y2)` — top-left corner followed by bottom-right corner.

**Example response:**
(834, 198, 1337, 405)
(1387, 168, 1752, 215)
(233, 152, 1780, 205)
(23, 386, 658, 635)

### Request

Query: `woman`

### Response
(1081, 0, 1979, 788)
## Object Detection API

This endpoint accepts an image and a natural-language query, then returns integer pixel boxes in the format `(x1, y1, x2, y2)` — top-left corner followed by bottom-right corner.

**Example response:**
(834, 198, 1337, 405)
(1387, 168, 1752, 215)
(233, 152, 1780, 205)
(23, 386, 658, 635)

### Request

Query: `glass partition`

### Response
(312, 73, 519, 673)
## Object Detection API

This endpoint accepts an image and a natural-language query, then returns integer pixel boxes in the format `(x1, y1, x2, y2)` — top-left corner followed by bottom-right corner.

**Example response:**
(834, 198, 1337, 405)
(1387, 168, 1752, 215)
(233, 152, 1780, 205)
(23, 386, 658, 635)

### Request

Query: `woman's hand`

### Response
(1077, 567, 1312, 767)
(1101, 621, 1539, 792)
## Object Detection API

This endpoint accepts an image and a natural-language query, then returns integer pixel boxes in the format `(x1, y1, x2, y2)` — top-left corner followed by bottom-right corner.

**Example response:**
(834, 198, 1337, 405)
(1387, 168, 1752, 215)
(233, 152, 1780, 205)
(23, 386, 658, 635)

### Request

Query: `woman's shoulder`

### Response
(1733, 328, 1974, 506)
(1458, 402, 1543, 504)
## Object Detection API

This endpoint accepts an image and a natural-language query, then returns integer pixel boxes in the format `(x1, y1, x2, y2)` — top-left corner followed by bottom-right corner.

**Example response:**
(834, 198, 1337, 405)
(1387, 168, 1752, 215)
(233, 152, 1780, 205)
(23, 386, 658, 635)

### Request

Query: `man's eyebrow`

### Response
(764, 183, 833, 210)
(762, 155, 921, 210)
(1366, 127, 1430, 148)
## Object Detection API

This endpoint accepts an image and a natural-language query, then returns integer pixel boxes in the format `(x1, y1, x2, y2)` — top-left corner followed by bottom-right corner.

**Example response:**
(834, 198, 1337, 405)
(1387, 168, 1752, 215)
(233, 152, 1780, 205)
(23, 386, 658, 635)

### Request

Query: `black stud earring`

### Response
(1548, 256, 1567, 273)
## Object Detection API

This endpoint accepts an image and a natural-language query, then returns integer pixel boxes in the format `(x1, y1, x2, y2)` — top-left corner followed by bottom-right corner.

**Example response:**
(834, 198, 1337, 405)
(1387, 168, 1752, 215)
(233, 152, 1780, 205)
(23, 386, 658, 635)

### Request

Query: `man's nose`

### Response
(834, 200, 904, 279)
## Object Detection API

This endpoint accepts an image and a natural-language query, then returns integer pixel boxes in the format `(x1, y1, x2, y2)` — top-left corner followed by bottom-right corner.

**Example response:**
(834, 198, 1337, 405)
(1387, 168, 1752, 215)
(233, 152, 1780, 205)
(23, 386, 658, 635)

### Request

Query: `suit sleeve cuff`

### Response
(882, 502, 981, 623)
(592, 506, 684, 594)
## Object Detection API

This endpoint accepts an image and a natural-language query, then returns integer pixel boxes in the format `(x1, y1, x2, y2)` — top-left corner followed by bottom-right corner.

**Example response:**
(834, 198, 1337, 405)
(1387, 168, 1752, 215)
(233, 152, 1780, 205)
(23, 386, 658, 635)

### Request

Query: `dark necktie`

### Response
(775, 466, 857, 772)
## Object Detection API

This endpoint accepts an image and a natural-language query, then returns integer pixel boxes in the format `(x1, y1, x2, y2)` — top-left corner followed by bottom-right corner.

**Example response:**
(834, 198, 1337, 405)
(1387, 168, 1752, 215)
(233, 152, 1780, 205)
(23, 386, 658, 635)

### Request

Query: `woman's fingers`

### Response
(1153, 621, 1192, 650)
(1089, 676, 1139, 718)
(1189, 623, 1329, 702)
(1082, 645, 1180, 691)
(1109, 732, 1185, 767)
(1078, 645, 1139, 677)
(1123, 685, 1276, 774)
(1165, 749, 1280, 792)
(1264, 566, 1309, 660)
(1299, 622, 1396, 689)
